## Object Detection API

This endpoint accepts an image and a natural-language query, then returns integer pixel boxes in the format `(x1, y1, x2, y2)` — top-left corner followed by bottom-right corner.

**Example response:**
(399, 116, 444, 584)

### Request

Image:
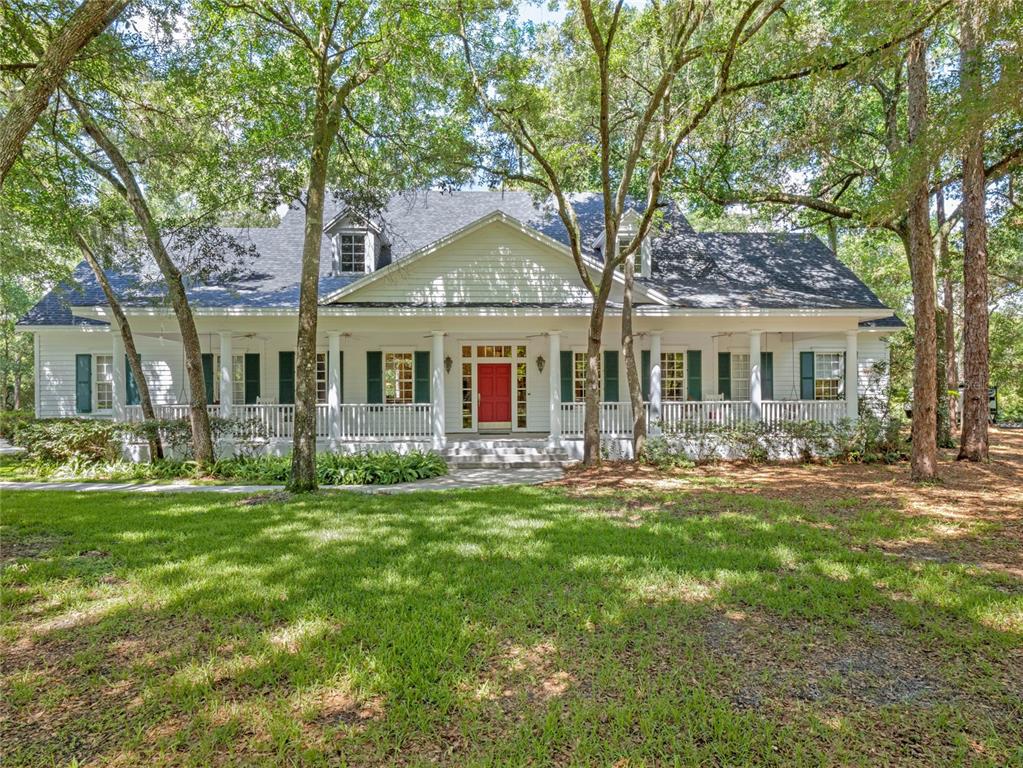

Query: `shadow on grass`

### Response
(2, 484, 1021, 766)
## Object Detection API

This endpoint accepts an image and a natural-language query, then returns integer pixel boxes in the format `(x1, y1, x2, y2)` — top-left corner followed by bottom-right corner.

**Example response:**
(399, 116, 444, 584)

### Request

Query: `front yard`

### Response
(2, 431, 1021, 766)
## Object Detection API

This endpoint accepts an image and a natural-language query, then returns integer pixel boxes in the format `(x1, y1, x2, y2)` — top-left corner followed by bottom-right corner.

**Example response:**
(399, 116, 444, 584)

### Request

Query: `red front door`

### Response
(477, 363, 512, 424)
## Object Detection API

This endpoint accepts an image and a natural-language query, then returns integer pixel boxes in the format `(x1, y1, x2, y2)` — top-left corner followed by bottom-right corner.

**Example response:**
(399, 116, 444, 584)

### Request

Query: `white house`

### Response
(17, 191, 903, 462)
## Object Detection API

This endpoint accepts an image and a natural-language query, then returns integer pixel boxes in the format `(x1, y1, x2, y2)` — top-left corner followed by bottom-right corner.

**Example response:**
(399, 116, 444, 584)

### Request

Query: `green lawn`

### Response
(2, 483, 1021, 766)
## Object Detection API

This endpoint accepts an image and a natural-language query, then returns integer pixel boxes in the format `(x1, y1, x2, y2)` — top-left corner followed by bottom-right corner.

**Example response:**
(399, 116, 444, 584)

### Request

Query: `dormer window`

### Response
(616, 231, 650, 277)
(336, 232, 366, 273)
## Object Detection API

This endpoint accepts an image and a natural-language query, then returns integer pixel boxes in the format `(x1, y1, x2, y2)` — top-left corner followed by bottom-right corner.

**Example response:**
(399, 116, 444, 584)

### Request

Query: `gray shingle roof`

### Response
(20, 190, 892, 326)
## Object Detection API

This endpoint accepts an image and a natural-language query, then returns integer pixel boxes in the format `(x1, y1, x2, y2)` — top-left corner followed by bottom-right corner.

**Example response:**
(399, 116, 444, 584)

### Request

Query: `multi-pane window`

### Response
(661, 352, 686, 401)
(731, 353, 750, 400)
(384, 352, 414, 404)
(337, 233, 365, 272)
(95, 354, 113, 410)
(316, 352, 327, 404)
(815, 352, 844, 400)
(573, 352, 600, 402)
(476, 344, 512, 358)
(461, 362, 473, 428)
(516, 361, 527, 428)
(213, 355, 245, 403)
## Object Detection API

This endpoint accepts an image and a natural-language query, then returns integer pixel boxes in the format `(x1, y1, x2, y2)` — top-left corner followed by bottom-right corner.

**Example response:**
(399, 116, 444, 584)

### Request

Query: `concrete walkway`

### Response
(0, 467, 563, 495)
(0, 438, 24, 456)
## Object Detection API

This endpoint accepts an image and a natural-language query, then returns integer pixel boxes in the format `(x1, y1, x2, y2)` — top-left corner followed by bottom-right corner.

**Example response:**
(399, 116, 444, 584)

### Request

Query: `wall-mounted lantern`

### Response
(536, 355, 546, 374)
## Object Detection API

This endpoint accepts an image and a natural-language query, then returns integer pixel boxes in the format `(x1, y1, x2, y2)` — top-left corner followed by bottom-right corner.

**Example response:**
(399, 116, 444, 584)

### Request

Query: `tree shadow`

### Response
(2, 483, 1021, 765)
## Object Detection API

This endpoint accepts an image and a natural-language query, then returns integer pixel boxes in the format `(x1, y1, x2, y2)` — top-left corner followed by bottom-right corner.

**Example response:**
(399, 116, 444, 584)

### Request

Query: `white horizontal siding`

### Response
(339, 221, 598, 305)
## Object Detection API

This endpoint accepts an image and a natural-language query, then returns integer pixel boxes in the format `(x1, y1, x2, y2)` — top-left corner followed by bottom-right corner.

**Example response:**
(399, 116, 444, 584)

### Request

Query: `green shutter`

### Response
(201, 353, 214, 401)
(278, 351, 295, 404)
(338, 350, 344, 403)
(125, 355, 140, 406)
(641, 350, 650, 400)
(366, 351, 382, 403)
(760, 352, 774, 400)
(687, 350, 702, 401)
(603, 350, 619, 402)
(718, 352, 732, 399)
(75, 354, 92, 413)
(244, 353, 260, 404)
(414, 351, 430, 403)
(560, 350, 574, 403)
(800, 351, 815, 400)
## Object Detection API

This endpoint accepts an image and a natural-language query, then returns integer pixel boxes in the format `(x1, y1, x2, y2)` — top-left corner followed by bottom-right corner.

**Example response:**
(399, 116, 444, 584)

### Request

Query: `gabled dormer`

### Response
(591, 208, 652, 278)
(324, 210, 383, 276)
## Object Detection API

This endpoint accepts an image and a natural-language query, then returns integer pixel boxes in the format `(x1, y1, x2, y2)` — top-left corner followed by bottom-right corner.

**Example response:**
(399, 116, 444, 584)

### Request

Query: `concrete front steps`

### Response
(443, 437, 575, 469)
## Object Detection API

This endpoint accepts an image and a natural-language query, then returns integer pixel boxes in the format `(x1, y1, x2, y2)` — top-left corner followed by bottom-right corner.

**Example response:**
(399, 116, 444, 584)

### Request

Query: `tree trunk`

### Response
(906, 35, 938, 482)
(0, 0, 127, 185)
(12, 351, 22, 410)
(621, 256, 646, 458)
(957, 0, 990, 462)
(68, 96, 214, 466)
(76, 233, 163, 460)
(935, 184, 959, 432)
(288, 77, 337, 492)
(935, 306, 952, 447)
(582, 274, 615, 467)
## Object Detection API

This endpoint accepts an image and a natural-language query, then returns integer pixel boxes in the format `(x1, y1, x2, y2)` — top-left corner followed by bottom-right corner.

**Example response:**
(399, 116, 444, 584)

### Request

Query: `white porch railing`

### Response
(339, 403, 432, 440)
(125, 402, 431, 441)
(561, 402, 636, 437)
(657, 400, 752, 430)
(762, 400, 845, 427)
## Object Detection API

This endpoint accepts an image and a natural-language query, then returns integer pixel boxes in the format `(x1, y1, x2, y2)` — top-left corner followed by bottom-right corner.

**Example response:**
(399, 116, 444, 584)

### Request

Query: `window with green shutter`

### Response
(338, 350, 344, 403)
(75, 354, 92, 413)
(244, 353, 260, 404)
(278, 351, 295, 404)
(760, 351, 774, 400)
(366, 351, 382, 403)
(560, 350, 573, 403)
(414, 351, 430, 403)
(125, 355, 140, 406)
(800, 351, 815, 400)
(686, 350, 702, 401)
(603, 350, 619, 402)
(717, 352, 732, 399)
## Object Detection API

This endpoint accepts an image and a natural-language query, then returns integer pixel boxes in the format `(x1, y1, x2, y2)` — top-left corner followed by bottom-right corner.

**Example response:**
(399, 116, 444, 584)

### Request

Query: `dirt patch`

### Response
(697, 608, 950, 713)
(236, 490, 292, 507)
(1, 533, 63, 564)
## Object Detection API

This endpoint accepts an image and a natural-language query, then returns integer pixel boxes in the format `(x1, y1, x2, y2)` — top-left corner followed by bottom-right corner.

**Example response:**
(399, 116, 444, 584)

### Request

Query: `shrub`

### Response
(316, 450, 448, 485)
(12, 419, 123, 463)
(0, 410, 34, 440)
(641, 414, 909, 468)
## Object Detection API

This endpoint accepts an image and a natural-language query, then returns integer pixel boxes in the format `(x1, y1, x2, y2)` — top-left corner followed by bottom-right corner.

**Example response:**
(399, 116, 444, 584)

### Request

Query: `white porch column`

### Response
(549, 331, 561, 447)
(749, 330, 762, 421)
(845, 330, 859, 419)
(112, 330, 126, 421)
(219, 331, 232, 417)
(649, 331, 662, 434)
(431, 331, 446, 451)
(327, 331, 341, 443)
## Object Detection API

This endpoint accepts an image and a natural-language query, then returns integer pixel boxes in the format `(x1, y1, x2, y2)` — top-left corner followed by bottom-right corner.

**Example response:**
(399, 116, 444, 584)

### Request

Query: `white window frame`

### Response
(94, 354, 113, 412)
(335, 231, 367, 273)
(814, 351, 845, 401)
(213, 354, 245, 404)
(730, 352, 751, 401)
(660, 349, 687, 402)
(383, 350, 415, 405)
(572, 349, 601, 402)
(316, 352, 327, 404)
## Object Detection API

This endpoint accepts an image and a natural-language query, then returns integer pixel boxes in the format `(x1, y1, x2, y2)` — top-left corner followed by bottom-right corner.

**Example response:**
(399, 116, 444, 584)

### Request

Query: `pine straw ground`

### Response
(1, 430, 1021, 767)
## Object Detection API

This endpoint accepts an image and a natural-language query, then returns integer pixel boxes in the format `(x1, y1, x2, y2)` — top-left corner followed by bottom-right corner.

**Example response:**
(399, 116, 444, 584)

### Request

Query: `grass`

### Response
(2, 454, 1022, 765)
